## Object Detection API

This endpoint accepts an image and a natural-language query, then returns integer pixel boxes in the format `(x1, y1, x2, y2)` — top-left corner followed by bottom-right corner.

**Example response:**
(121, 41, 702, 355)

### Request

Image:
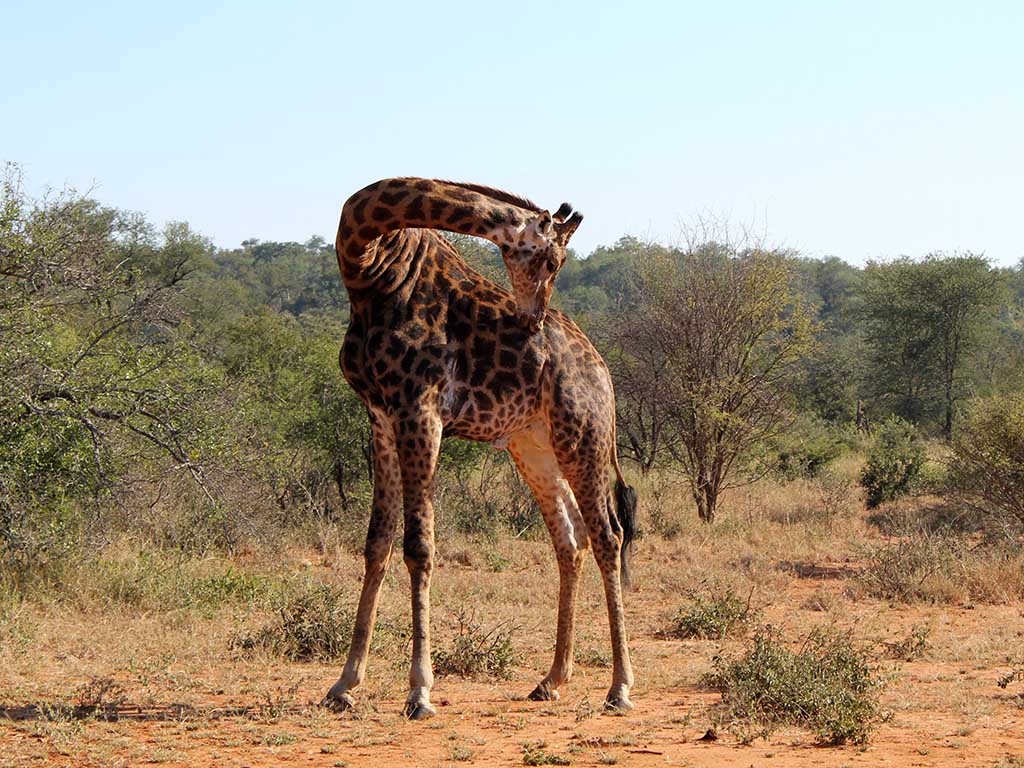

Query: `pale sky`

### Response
(3, 1, 1022, 264)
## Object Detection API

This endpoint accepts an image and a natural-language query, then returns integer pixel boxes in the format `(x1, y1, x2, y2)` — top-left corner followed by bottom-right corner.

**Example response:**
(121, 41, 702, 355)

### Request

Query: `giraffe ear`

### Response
(532, 210, 554, 237)
(553, 208, 583, 246)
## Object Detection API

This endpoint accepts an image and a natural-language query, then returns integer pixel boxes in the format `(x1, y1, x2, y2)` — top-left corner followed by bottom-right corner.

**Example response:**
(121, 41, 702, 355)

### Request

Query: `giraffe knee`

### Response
(363, 541, 392, 574)
(402, 533, 434, 571)
(555, 546, 586, 576)
(589, 521, 623, 564)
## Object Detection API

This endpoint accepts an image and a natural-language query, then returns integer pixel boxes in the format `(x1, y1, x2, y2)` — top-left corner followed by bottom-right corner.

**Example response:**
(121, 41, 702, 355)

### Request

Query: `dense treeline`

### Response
(2, 167, 1023, 575)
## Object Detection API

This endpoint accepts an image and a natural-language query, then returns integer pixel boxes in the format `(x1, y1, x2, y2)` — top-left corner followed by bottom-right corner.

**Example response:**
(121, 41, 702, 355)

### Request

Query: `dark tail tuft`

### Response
(614, 478, 638, 588)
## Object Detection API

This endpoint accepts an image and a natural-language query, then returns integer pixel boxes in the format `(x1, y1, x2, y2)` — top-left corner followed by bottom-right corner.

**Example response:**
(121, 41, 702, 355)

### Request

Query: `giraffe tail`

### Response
(613, 455, 637, 588)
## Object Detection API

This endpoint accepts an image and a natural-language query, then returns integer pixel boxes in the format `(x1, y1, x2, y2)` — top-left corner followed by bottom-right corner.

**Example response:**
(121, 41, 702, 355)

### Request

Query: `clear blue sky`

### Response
(4, 1, 1022, 264)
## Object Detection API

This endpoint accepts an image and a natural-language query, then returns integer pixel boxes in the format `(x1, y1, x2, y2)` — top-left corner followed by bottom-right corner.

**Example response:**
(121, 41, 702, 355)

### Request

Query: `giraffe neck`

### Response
(335, 178, 540, 287)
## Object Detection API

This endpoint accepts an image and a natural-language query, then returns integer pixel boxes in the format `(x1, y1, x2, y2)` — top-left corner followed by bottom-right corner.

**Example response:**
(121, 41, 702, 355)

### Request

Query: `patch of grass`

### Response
(75, 677, 128, 716)
(522, 741, 571, 766)
(448, 744, 474, 762)
(0, 593, 34, 652)
(574, 646, 612, 668)
(704, 626, 882, 745)
(261, 730, 299, 747)
(857, 530, 958, 603)
(881, 625, 930, 661)
(801, 589, 836, 612)
(669, 583, 755, 639)
(859, 514, 1024, 604)
(185, 568, 279, 606)
(433, 607, 522, 680)
(65, 549, 288, 614)
(484, 549, 511, 572)
(233, 582, 355, 661)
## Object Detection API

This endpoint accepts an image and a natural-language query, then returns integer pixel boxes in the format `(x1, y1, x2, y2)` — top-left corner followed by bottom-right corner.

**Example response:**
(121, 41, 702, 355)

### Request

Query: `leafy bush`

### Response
(669, 584, 755, 640)
(705, 626, 882, 745)
(435, 449, 541, 540)
(860, 416, 925, 508)
(768, 414, 849, 480)
(949, 394, 1024, 526)
(233, 582, 356, 661)
(432, 608, 522, 679)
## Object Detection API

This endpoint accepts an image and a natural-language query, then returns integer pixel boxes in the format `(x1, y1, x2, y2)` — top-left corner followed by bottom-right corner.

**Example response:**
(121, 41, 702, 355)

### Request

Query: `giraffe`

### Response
(322, 178, 638, 719)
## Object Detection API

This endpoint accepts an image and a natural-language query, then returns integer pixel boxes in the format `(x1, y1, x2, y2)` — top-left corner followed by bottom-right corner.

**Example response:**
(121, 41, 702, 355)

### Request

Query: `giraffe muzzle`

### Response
(518, 310, 546, 334)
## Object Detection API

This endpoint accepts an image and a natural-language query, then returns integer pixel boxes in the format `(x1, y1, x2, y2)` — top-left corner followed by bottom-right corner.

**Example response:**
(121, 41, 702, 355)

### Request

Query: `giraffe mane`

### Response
(442, 181, 543, 214)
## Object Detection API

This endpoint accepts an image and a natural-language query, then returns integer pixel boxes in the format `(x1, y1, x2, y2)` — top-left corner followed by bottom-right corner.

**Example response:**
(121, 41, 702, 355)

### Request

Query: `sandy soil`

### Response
(2, 540, 1023, 768)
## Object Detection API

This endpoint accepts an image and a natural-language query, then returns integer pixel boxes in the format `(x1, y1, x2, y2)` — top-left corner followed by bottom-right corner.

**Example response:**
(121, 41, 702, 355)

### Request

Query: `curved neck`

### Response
(335, 178, 540, 286)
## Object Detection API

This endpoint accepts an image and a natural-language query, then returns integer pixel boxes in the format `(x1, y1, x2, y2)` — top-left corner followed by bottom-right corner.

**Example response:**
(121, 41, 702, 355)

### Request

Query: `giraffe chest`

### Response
(438, 331, 546, 439)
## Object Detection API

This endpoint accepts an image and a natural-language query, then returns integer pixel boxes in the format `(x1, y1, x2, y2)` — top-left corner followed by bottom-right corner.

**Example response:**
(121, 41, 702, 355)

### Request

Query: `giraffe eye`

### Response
(545, 257, 558, 273)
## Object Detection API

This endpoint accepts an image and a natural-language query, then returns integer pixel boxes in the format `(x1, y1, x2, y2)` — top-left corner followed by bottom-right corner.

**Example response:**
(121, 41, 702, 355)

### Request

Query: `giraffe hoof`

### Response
(603, 695, 634, 714)
(403, 701, 437, 720)
(320, 690, 356, 712)
(527, 684, 560, 702)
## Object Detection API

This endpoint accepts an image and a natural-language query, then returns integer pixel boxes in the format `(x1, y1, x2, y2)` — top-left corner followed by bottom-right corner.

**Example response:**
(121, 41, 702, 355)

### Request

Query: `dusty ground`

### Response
(2, 528, 1023, 768)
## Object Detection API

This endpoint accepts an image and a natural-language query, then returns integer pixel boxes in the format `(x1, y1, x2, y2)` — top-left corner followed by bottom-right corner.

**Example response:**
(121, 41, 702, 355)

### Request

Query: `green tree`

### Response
(611, 241, 817, 521)
(861, 254, 1005, 434)
(0, 166, 222, 541)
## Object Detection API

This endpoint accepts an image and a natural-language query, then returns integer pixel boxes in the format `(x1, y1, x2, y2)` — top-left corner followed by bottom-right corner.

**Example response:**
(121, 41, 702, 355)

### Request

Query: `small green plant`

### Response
(574, 646, 612, 668)
(522, 741, 571, 766)
(448, 744, 474, 762)
(704, 626, 882, 745)
(669, 583, 755, 639)
(881, 625, 930, 660)
(860, 416, 925, 508)
(484, 549, 511, 572)
(261, 731, 299, 747)
(433, 607, 522, 680)
(233, 582, 355, 661)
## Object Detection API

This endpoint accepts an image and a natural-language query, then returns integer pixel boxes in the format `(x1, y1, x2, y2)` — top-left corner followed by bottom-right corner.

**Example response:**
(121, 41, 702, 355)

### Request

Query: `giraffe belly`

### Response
(441, 388, 541, 443)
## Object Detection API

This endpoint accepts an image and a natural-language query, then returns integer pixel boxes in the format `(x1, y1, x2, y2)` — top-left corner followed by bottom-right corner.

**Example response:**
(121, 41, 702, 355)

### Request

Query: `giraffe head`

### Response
(502, 203, 583, 333)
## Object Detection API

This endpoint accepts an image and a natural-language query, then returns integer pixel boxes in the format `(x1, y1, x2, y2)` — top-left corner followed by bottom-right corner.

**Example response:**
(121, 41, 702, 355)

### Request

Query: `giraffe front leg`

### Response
(322, 413, 401, 712)
(528, 547, 585, 702)
(509, 428, 588, 703)
(396, 405, 443, 720)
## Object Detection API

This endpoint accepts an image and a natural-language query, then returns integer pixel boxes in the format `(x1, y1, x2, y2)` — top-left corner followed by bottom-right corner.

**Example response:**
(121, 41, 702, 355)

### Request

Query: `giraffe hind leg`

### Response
(560, 446, 635, 712)
(394, 404, 443, 720)
(322, 410, 402, 711)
